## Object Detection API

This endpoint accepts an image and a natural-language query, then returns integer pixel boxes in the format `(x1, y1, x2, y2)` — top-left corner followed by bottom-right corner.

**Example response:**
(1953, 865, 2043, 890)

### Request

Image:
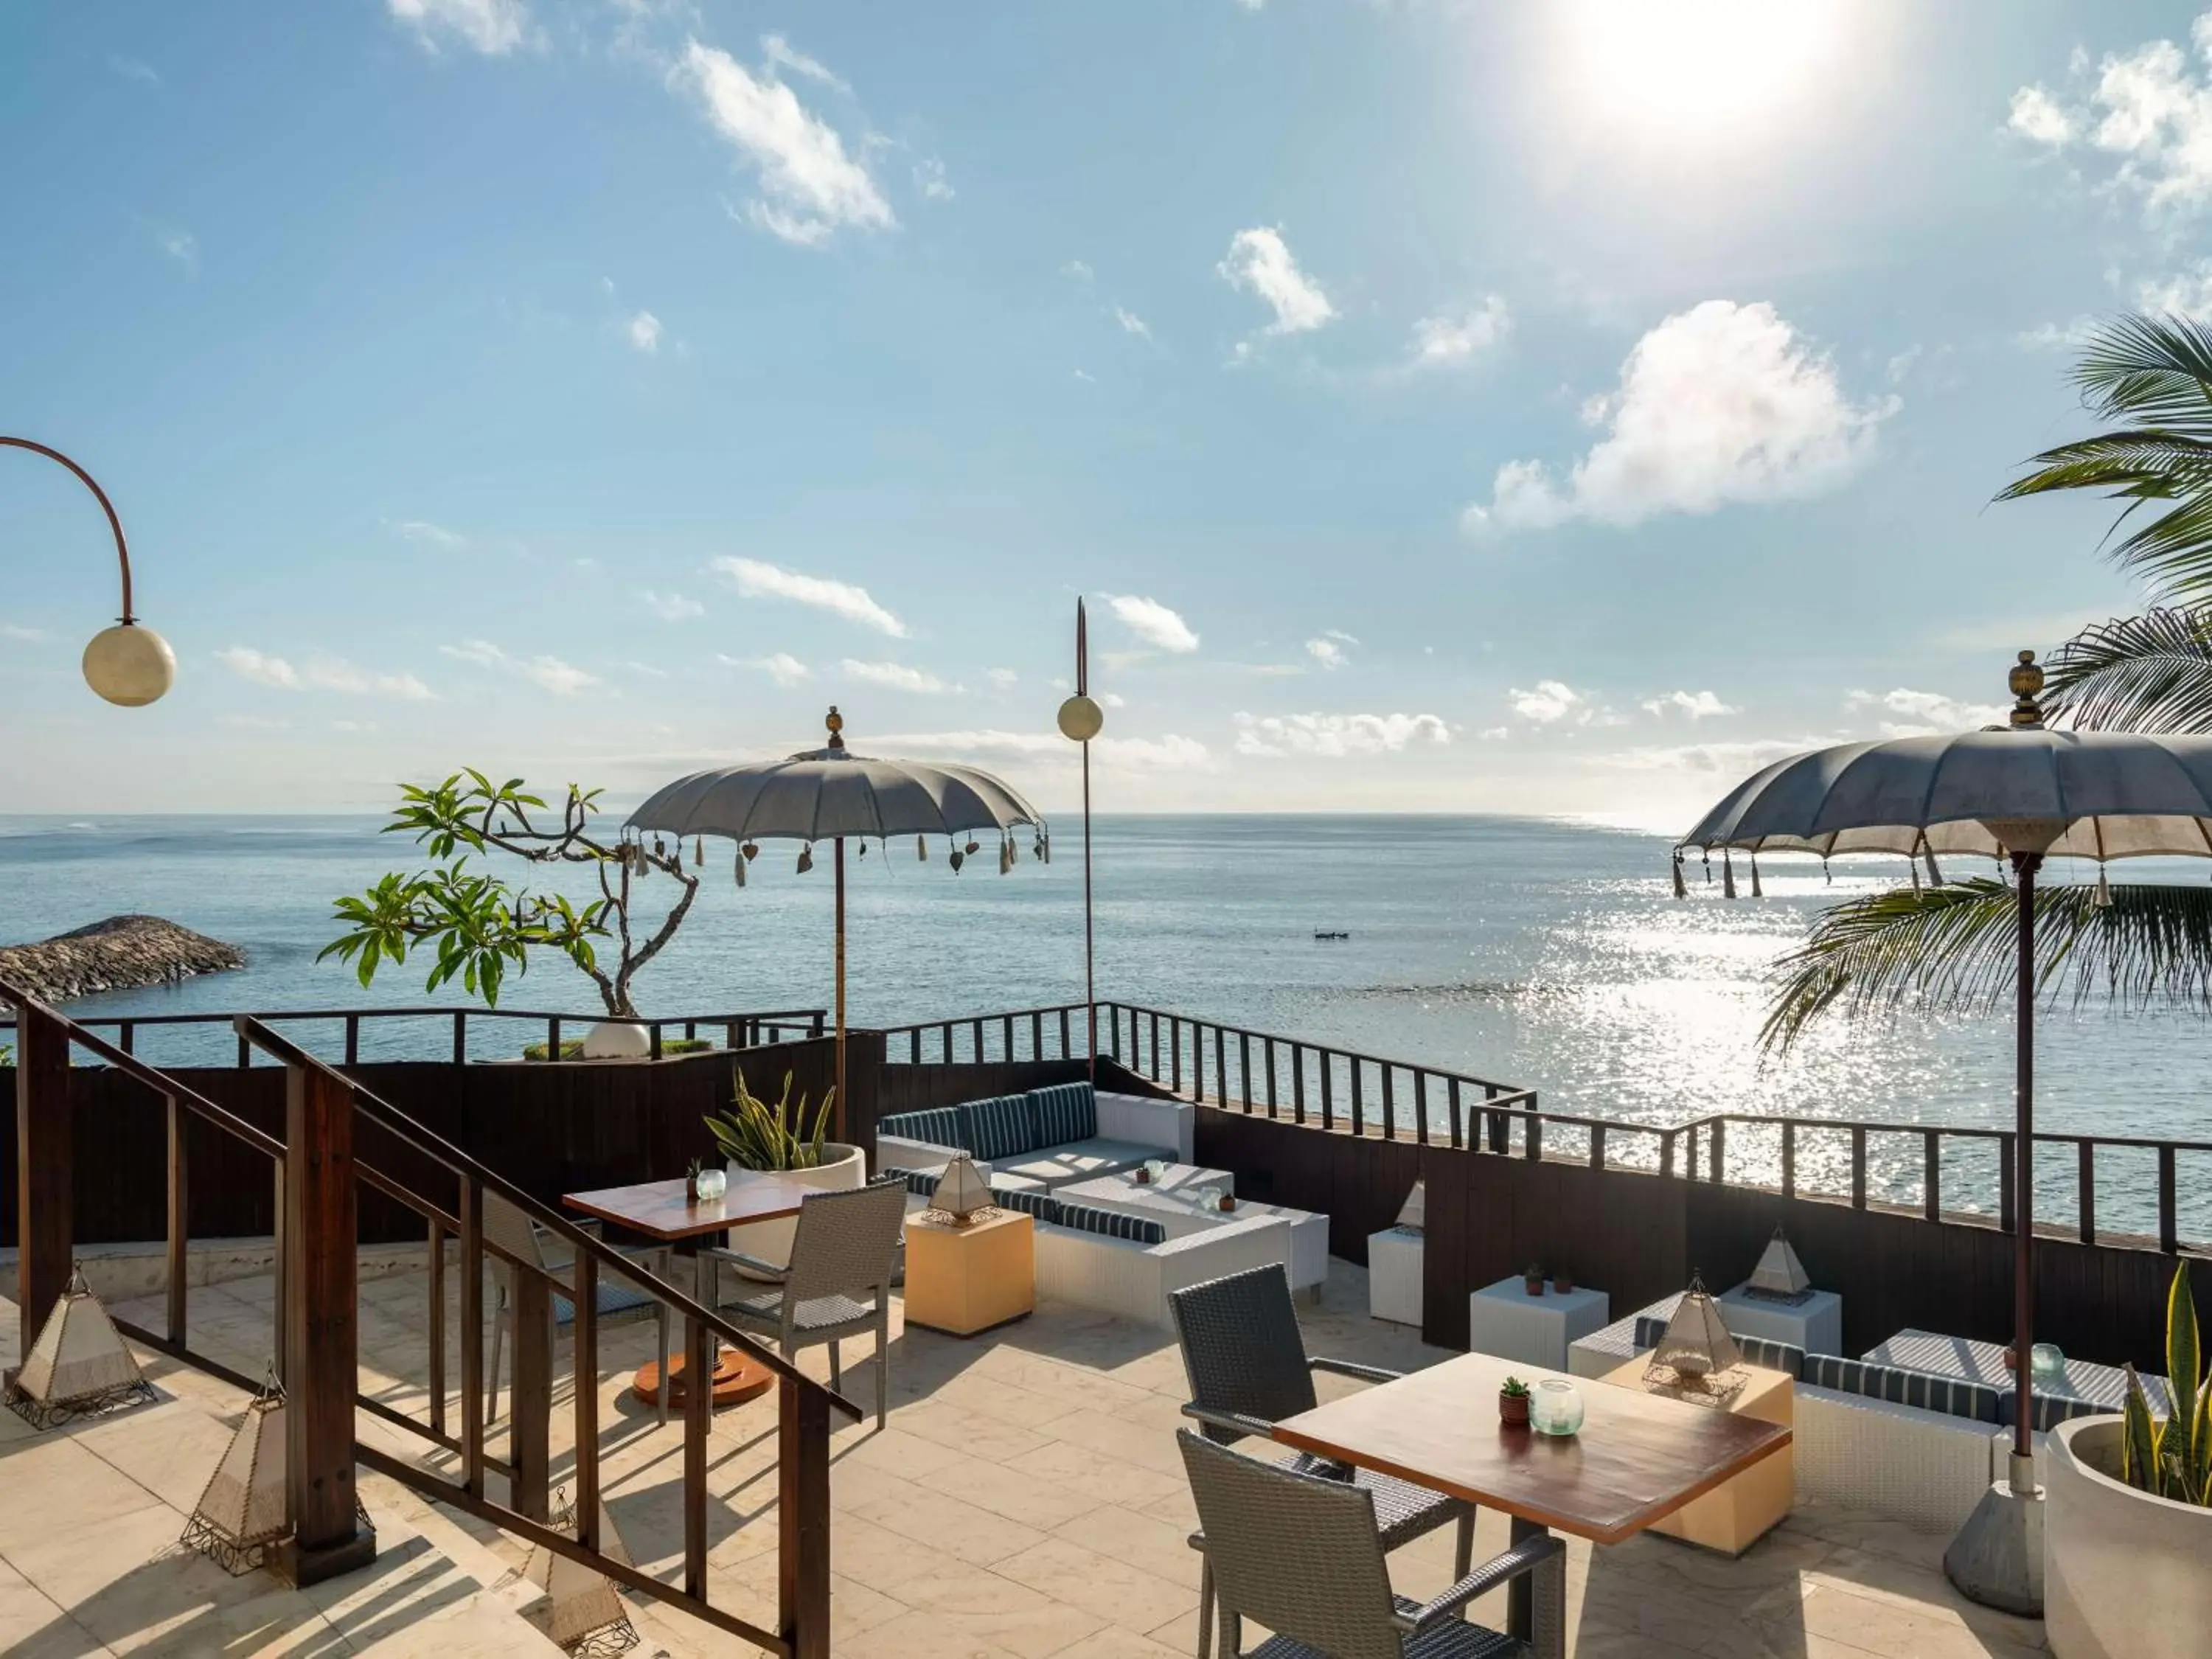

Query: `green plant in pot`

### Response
(706, 1071, 834, 1172)
(2121, 1260, 2211, 1507)
(1499, 1375, 1531, 1428)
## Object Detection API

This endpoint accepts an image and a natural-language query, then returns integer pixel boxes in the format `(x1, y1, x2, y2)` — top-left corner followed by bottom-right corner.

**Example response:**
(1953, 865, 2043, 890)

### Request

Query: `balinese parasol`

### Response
(627, 707, 1047, 1135)
(1677, 650, 2212, 1615)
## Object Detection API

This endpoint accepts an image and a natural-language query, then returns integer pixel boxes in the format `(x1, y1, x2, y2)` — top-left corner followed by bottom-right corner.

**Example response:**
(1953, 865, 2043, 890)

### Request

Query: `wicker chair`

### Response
(704, 1178, 905, 1428)
(1169, 1265, 1475, 1649)
(481, 1189, 672, 1429)
(1178, 1430, 1562, 1659)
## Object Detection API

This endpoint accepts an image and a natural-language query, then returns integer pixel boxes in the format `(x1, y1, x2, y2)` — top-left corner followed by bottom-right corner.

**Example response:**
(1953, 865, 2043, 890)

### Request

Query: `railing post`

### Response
(282, 1054, 375, 1585)
(1525, 1114, 1542, 1162)
(1850, 1126, 1867, 1210)
(2078, 1141, 2096, 1245)
(1659, 1128, 1675, 1180)
(1711, 1119, 1726, 1183)
(511, 1267, 553, 1523)
(272, 1161, 287, 1379)
(1350, 1058, 1364, 1138)
(1320, 1052, 1333, 1131)
(1239, 1032, 1253, 1113)
(1781, 1122, 1796, 1200)
(1923, 1130, 1941, 1222)
(1413, 1072, 1428, 1145)
(684, 1312, 710, 1599)
(1485, 1088, 1506, 1153)
(1380, 1065, 1395, 1141)
(451, 1011, 466, 1065)
(14, 1001, 72, 1356)
(1170, 1018, 1183, 1096)
(462, 1178, 485, 1499)
(549, 1018, 562, 1062)
(574, 1255, 599, 1548)
(344, 1015, 360, 1067)
(779, 1374, 832, 1659)
(167, 1094, 188, 1346)
(1999, 1133, 2017, 1234)
(428, 1217, 446, 1439)
(2159, 1145, 2179, 1253)
(1587, 1122, 1606, 1170)
(1060, 1007, 1072, 1061)
(1291, 1046, 1306, 1125)
(1265, 1037, 1279, 1119)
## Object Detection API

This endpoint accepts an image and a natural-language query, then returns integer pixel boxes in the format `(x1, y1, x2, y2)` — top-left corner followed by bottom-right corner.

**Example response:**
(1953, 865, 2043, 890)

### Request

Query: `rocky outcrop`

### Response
(0, 915, 245, 1003)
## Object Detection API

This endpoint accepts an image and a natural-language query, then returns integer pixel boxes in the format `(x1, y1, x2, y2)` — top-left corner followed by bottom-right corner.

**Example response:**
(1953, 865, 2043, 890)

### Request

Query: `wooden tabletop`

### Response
(1272, 1352, 1791, 1545)
(563, 1176, 817, 1241)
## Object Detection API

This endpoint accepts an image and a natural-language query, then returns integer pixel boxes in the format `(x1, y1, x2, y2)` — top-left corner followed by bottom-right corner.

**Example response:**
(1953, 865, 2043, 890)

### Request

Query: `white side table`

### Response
(1467, 1276, 1610, 1371)
(1367, 1226, 1423, 1326)
(1718, 1284, 1843, 1355)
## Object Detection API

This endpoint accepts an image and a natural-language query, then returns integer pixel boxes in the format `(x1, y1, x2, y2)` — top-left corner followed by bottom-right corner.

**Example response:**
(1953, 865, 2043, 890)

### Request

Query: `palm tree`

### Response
(1766, 313, 2212, 1047)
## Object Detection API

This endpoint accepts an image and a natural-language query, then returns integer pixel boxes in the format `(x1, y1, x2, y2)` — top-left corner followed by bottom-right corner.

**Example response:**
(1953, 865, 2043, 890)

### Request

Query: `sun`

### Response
(1558, 0, 1847, 135)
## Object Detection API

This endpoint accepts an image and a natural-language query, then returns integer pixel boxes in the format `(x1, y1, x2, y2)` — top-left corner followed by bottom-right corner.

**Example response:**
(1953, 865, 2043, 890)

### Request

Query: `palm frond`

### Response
(2044, 607, 2212, 733)
(2073, 312, 2212, 434)
(1762, 878, 2212, 1053)
(1997, 431, 2212, 501)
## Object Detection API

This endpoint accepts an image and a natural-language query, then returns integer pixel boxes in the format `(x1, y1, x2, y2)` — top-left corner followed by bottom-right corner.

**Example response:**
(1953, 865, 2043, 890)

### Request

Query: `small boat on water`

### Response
(1313, 929, 1350, 941)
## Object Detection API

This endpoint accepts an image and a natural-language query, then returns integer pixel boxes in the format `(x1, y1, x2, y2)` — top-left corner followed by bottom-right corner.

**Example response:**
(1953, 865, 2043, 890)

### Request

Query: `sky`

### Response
(4, 1, 2212, 826)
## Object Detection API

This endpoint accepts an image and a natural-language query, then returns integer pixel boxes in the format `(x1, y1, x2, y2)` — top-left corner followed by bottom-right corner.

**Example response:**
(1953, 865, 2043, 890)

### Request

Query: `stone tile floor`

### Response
(1, 1259, 2050, 1658)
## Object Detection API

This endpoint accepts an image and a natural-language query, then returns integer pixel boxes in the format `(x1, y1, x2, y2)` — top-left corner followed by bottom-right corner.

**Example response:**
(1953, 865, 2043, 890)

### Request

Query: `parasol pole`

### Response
(1055, 599, 1107, 1082)
(2011, 849, 2039, 1464)
(835, 835, 847, 1142)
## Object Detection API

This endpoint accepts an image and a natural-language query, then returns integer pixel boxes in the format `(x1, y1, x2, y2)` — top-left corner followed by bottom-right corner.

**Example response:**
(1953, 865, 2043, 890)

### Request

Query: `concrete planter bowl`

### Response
(722, 1143, 866, 1276)
(2045, 1416, 2212, 1659)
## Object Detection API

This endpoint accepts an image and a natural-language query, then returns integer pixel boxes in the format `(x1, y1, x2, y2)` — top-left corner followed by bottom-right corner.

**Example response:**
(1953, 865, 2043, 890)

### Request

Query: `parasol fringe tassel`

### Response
(734, 852, 745, 889)
(1750, 853, 1762, 899)
(1823, 856, 1832, 885)
(2094, 866, 2112, 908)
(1702, 851, 1711, 886)
(1925, 847, 1942, 886)
(694, 838, 703, 868)
(796, 844, 813, 875)
(917, 835, 928, 862)
(1910, 855, 1921, 893)
(1672, 854, 1688, 900)
(1722, 849, 1737, 900)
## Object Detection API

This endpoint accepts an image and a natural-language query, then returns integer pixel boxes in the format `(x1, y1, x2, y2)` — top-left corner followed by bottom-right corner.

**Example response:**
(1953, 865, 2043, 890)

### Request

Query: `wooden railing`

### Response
(881, 999, 2211, 1253)
(5, 981, 855, 1657)
(0, 1002, 827, 1068)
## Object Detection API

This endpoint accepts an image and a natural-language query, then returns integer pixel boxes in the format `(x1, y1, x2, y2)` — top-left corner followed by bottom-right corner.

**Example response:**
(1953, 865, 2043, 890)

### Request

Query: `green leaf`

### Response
(2123, 1365, 2163, 1495)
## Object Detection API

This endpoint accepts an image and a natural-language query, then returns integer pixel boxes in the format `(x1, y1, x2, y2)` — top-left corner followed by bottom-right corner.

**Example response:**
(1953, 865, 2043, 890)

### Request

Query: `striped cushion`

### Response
(552, 1279, 658, 1327)
(1628, 1315, 1804, 1380)
(1633, 1315, 1670, 1350)
(1028, 1082, 1098, 1147)
(1056, 1202, 1166, 1245)
(990, 1187, 1060, 1225)
(2003, 1390, 2116, 1433)
(883, 1168, 940, 1197)
(959, 1095, 1038, 1162)
(1802, 1354, 2002, 1424)
(878, 1107, 966, 1150)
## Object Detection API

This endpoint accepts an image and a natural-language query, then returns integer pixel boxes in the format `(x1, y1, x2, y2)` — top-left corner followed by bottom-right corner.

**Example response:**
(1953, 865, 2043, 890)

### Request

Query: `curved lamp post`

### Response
(1057, 597, 1105, 1078)
(1, 436, 175, 706)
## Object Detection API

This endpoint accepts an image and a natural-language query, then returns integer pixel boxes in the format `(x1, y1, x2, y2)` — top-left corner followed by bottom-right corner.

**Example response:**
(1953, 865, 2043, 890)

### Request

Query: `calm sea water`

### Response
(3, 813, 2205, 1237)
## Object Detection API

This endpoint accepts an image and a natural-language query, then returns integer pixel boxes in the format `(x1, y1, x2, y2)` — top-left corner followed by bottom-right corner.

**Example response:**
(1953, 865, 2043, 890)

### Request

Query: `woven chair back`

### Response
(1178, 1431, 1402, 1659)
(783, 1179, 905, 1306)
(1169, 1265, 1316, 1443)
(480, 1190, 547, 1273)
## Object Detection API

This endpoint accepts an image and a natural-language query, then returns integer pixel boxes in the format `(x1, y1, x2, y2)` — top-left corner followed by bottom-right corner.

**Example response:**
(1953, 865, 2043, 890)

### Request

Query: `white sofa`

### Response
(1032, 1210, 1293, 1329)
(877, 1085, 1193, 1189)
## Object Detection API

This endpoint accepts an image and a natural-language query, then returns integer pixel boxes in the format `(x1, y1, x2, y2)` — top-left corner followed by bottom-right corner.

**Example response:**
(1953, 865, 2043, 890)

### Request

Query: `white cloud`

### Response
(620, 661, 670, 680)
(1305, 637, 1350, 670)
(2015, 315, 2102, 351)
(387, 0, 531, 55)
(392, 518, 467, 549)
(217, 647, 434, 700)
(1104, 594, 1200, 653)
(2006, 15, 2212, 217)
(1604, 735, 1843, 777)
(676, 40, 893, 247)
(1845, 686, 2008, 737)
(331, 720, 380, 734)
(440, 639, 599, 696)
(1218, 227, 1335, 336)
(627, 310, 663, 352)
(1508, 681, 1585, 723)
(987, 667, 1018, 688)
(839, 658, 948, 694)
(108, 57, 159, 85)
(2138, 259, 2212, 313)
(1232, 712, 1450, 757)
(875, 728, 1211, 770)
(1411, 296, 1510, 366)
(1469, 301, 1894, 532)
(1062, 260, 1093, 282)
(1099, 691, 1126, 707)
(1073, 369, 1096, 384)
(157, 229, 197, 267)
(1114, 306, 1151, 339)
(760, 32, 849, 93)
(914, 158, 955, 201)
(639, 588, 703, 621)
(1, 622, 47, 643)
(1641, 689, 1737, 720)
(709, 555, 906, 636)
(721, 651, 811, 687)
(1478, 726, 1509, 740)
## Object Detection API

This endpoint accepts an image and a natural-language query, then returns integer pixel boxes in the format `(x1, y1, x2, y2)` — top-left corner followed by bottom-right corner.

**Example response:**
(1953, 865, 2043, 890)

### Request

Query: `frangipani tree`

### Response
(1768, 313, 2212, 1044)
(321, 771, 699, 1018)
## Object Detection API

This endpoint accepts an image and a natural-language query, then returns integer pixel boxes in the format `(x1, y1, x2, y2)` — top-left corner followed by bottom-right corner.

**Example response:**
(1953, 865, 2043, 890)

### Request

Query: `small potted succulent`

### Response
(1554, 1264, 1575, 1295)
(1217, 1190, 1237, 1213)
(1499, 1375, 1532, 1427)
(1523, 1264, 1545, 1297)
(685, 1157, 703, 1204)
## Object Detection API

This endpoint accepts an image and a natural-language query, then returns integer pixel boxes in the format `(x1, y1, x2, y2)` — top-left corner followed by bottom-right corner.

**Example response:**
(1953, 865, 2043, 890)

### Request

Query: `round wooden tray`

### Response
(631, 1348, 773, 1410)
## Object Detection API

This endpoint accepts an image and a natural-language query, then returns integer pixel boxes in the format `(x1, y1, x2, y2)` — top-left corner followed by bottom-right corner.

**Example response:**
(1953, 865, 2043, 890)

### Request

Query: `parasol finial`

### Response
(825, 704, 845, 750)
(2007, 650, 2045, 729)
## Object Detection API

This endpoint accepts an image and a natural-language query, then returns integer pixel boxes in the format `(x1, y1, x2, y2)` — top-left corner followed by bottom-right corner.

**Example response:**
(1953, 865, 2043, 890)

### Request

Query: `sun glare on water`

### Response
(1559, 0, 1846, 134)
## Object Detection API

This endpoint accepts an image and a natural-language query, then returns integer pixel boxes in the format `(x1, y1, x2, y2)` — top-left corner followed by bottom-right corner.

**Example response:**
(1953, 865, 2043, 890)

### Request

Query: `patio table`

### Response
(1865, 1327, 2171, 1416)
(1273, 1350, 1790, 1643)
(563, 1175, 817, 1408)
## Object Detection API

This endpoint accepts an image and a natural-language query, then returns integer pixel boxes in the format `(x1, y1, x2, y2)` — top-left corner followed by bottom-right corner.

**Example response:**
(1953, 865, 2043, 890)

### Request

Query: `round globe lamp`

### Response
(1057, 694, 1103, 742)
(83, 622, 176, 707)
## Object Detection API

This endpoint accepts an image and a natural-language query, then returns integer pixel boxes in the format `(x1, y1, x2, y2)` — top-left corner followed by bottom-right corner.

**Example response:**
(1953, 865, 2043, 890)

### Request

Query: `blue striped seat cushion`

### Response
(959, 1095, 1039, 1162)
(883, 1167, 940, 1197)
(878, 1107, 966, 1150)
(1802, 1354, 2002, 1423)
(990, 1187, 1061, 1224)
(1630, 1315, 1804, 1380)
(552, 1278, 660, 1327)
(1056, 1202, 1166, 1245)
(1027, 1082, 1098, 1147)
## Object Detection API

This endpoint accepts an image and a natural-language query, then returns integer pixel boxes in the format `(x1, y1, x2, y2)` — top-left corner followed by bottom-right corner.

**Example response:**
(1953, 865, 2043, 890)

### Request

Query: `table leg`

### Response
(1508, 1516, 1545, 1644)
(627, 1242, 775, 1409)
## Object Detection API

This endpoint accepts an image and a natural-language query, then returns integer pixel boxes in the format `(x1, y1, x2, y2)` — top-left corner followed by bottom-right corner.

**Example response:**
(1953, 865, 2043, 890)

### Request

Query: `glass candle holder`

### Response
(694, 1168, 728, 1202)
(2029, 1342, 2065, 1380)
(1530, 1379, 1585, 1438)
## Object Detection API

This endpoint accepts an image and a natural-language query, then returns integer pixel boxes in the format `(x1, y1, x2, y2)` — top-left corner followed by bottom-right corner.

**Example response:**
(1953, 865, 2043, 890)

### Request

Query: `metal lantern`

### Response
(1394, 1180, 1425, 1232)
(512, 1488, 639, 1655)
(181, 1369, 290, 1573)
(4, 1265, 157, 1429)
(1644, 1275, 1742, 1388)
(1744, 1225, 1812, 1304)
(925, 1156, 995, 1227)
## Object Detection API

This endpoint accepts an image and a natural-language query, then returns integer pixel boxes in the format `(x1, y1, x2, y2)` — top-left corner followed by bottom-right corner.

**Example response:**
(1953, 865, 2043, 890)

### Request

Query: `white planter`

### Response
(724, 1142, 866, 1275)
(580, 1020, 651, 1060)
(2046, 1416, 2212, 1659)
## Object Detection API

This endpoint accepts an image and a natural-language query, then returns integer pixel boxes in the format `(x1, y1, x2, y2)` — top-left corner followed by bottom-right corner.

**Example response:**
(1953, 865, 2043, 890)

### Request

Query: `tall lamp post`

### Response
(1056, 598, 1104, 1079)
(1, 436, 175, 706)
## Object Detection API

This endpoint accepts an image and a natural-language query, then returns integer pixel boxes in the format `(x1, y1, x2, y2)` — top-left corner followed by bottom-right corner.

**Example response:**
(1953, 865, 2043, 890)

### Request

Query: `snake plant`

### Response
(2121, 1260, 2211, 1507)
(706, 1070, 833, 1172)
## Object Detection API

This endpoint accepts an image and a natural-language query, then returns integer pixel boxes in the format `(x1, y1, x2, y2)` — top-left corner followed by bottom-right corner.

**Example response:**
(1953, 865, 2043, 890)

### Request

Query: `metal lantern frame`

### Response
(4, 1263, 158, 1430)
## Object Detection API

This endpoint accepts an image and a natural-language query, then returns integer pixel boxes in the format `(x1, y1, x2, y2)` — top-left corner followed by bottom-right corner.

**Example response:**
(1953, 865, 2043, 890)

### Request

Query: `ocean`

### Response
(4, 812, 2206, 1237)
